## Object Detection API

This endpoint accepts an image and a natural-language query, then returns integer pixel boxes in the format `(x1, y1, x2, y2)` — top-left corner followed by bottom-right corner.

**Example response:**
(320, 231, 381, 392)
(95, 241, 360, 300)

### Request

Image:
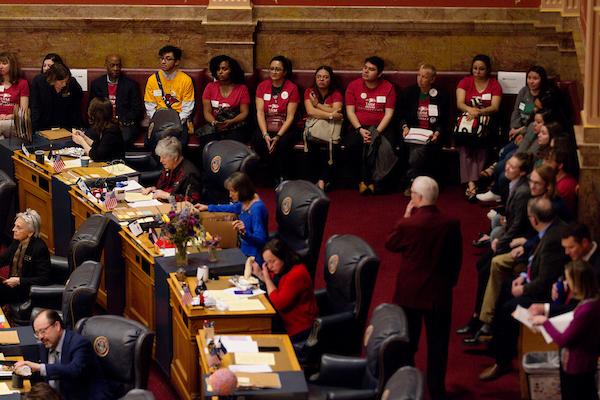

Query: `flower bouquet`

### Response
(161, 203, 206, 267)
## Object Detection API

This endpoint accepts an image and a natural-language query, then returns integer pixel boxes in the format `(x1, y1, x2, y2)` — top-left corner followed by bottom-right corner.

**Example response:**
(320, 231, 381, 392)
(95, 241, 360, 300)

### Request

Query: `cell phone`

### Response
(258, 346, 280, 352)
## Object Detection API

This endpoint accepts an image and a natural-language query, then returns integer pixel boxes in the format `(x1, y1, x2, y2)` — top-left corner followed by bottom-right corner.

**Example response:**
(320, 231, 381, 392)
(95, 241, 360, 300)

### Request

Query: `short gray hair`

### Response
(155, 136, 182, 159)
(412, 176, 439, 204)
(15, 208, 42, 237)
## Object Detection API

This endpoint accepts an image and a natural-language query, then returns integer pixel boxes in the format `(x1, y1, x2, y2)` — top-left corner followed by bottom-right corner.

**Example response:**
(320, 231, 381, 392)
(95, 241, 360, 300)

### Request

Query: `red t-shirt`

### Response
(417, 95, 430, 129)
(303, 88, 343, 105)
(457, 75, 503, 108)
(255, 79, 299, 120)
(107, 82, 118, 117)
(556, 173, 578, 214)
(202, 82, 250, 118)
(345, 78, 396, 127)
(0, 79, 29, 115)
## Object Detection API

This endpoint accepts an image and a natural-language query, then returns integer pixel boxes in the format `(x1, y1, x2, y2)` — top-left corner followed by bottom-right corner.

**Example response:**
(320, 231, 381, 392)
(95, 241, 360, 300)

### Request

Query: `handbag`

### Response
(266, 115, 286, 133)
(302, 117, 342, 165)
(453, 112, 491, 142)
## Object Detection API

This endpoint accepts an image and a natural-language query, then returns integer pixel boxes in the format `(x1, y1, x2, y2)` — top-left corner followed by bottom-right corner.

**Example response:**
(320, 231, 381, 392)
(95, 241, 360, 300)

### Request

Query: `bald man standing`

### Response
(89, 54, 144, 147)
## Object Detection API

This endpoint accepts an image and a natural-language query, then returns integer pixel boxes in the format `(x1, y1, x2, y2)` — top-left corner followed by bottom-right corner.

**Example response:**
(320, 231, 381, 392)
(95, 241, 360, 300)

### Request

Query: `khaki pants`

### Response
(479, 252, 526, 324)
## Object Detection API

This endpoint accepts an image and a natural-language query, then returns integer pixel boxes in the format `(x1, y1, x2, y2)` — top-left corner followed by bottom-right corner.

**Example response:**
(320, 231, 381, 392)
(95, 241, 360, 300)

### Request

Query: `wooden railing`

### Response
(540, 0, 580, 15)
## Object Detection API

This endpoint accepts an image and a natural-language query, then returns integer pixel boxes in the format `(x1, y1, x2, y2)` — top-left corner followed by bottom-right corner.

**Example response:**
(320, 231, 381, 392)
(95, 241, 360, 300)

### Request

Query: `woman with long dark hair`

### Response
(0, 52, 29, 137)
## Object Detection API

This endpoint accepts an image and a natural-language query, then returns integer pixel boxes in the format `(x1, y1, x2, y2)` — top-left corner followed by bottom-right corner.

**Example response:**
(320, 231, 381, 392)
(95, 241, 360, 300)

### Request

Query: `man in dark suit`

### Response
(15, 310, 101, 400)
(480, 196, 569, 380)
(386, 176, 462, 400)
(89, 54, 143, 147)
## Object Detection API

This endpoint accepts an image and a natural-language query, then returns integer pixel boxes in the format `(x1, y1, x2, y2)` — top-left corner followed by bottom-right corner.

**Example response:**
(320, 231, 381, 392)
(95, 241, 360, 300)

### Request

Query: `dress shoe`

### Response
(476, 190, 502, 202)
(479, 363, 510, 381)
(455, 318, 481, 335)
(359, 181, 371, 195)
(463, 324, 493, 345)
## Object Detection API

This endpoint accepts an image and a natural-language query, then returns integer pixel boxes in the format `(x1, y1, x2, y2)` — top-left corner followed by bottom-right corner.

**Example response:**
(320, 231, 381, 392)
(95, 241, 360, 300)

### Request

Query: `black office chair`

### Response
(120, 389, 155, 400)
(301, 234, 380, 367)
(380, 366, 424, 400)
(201, 139, 259, 204)
(274, 180, 330, 279)
(124, 152, 162, 187)
(28, 260, 103, 329)
(308, 303, 411, 400)
(0, 170, 16, 245)
(76, 315, 155, 398)
(9, 214, 108, 325)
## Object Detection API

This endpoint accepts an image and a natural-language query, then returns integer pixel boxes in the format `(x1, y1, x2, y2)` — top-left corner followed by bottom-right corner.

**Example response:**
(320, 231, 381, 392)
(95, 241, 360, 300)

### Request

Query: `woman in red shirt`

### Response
(0, 52, 29, 138)
(252, 239, 318, 343)
(455, 54, 503, 201)
(201, 55, 250, 145)
(255, 55, 300, 185)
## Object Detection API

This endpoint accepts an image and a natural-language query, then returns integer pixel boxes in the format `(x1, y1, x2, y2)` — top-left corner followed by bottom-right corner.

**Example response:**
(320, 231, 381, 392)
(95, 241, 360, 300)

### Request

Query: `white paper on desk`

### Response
(235, 352, 275, 365)
(538, 311, 574, 344)
(103, 163, 137, 176)
(62, 159, 81, 169)
(497, 71, 527, 95)
(119, 180, 144, 192)
(512, 305, 535, 329)
(125, 192, 153, 202)
(227, 299, 266, 312)
(161, 248, 176, 257)
(0, 382, 17, 395)
(70, 69, 88, 91)
(129, 199, 162, 208)
(223, 287, 266, 297)
(228, 364, 272, 373)
(219, 337, 259, 353)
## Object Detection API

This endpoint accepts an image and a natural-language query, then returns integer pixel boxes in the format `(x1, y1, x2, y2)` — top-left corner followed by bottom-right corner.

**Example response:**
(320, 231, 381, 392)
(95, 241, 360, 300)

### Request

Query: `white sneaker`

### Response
(476, 191, 501, 202)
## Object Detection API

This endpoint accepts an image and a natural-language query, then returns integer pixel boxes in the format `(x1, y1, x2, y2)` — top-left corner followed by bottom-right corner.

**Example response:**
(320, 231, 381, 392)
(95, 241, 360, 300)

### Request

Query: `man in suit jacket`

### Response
(15, 310, 104, 400)
(386, 176, 462, 400)
(0, 209, 51, 304)
(89, 54, 143, 146)
(480, 196, 569, 380)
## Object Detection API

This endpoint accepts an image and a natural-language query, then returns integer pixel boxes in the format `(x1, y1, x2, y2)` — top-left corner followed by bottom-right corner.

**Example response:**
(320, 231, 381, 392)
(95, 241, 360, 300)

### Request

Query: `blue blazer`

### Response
(39, 329, 100, 400)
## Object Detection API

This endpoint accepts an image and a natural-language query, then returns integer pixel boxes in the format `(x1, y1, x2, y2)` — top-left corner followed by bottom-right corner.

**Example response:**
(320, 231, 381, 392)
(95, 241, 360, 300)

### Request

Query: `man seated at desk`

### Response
(141, 136, 201, 202)
(15, 310, 110, 400)
(0, 209, 51, 305)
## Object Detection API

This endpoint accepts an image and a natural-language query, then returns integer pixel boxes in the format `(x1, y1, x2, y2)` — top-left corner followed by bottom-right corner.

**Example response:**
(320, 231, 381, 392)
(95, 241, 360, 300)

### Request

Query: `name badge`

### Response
(428, 104, 439, 117)
(211, 100, 219, 108)
(376, 96, 386, 103)
(0, 86, 4, 92)
(281, 91, 289, 100)
(518, 102, 526, 111)
(263, 93, 272, 101)
(482, 93, 492, 101)
(24, 255, 32, 262)
(153, 89, 162, 97)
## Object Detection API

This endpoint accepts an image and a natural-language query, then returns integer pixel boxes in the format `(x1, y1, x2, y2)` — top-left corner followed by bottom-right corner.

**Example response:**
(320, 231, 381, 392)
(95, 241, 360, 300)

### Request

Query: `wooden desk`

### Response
(168, 274, 276, 400)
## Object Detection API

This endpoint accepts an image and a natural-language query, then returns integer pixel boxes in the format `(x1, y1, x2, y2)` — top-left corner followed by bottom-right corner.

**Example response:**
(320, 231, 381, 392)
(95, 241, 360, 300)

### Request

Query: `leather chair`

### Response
(301, 235, 380, 366)
(120, 389, 155, 400)
(308, 303, 411, 400)
(124, 152, 162, 187)
(380, 366, 424, 400)
(201, 139, 259, 204)
(76, 315, 155, 398)
(9, 214, 108, 325)
(29, 260, 102, 329)
(274, 180, 330, 279)
(0, 170, 16, 244)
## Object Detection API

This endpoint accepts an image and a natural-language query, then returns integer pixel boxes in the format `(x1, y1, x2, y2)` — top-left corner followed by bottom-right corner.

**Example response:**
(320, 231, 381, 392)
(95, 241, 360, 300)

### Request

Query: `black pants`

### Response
(404, 296, 452, 400)
(560, 368, 599, 400)
(403, 143, 440, 187)
(491, 292, 534, 366)
(252, 129, 299, 182)
(306, 141, 337, 184)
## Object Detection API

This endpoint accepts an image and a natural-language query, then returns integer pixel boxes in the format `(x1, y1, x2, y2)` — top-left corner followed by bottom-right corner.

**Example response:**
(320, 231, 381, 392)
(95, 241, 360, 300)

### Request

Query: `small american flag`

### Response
(182, 286, 193, 306)
(104, 190, 117, 210)
(53, 155, 65, 173)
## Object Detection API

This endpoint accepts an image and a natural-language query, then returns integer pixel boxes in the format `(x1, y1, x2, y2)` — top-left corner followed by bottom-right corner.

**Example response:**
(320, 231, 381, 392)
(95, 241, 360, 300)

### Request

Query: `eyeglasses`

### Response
(159, 57, 175, 62)
(34, 321, 56, 338)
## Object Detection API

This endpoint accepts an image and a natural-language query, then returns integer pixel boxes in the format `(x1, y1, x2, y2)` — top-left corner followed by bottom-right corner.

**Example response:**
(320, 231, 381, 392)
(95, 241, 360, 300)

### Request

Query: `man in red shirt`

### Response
(345, 56, 397, 194)
(386, 176, 462, 400)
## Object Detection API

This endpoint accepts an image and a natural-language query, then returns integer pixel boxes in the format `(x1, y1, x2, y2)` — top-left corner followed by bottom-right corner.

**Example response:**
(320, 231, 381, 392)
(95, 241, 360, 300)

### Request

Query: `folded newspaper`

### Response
(404, 128, 434, 145)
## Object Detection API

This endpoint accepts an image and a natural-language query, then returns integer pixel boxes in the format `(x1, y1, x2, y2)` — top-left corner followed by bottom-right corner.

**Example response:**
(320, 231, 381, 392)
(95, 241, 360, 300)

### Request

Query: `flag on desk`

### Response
(53, 155, 65, 173)
(104, 190, 118, 210)
(182, 286, 193, 306)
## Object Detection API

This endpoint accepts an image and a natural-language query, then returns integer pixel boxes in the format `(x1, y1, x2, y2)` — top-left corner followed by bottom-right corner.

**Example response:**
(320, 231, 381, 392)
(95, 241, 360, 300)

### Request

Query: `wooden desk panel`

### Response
(518, 326, 558, 399)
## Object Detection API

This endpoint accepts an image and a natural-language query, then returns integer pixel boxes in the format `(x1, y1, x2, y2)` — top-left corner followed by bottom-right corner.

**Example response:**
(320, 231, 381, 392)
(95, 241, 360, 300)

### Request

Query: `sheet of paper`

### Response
(119, 180, 144, 192)
(539, 311, 574, 344)
(0, 330, 20, 345)
(234, 352, 275, 366)
(102, 164, 137, 176)
(129, 200, 162, 208)
(70, 69, 88, 91)
(0, 382, 15, 395)
(227, 299, 266, 312)
(219, 337, 258, 353)
(497, 71, 527, 95)
(63, 159, 82, 169)
(161, 248, 176, 257)
(228, 364, 272, 373)
(125, 192, 153, 202)
(235, 372, 281, 388)
(512, 305, 535, 329)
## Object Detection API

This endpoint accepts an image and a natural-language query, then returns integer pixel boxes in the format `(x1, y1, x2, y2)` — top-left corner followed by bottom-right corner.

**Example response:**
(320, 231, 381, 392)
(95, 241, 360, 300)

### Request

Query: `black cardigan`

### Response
(30, 74, 84, 132)
(88, 125, 125, 162)
(0, 236, 51, 288)
(399, 84, 450, 138)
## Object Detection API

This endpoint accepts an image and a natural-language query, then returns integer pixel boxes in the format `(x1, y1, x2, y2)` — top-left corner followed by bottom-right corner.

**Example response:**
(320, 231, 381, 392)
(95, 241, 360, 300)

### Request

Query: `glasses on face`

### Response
(269, 67, 283, 72)
(34, 321, 56, 338)
(160, 56, 175, 62)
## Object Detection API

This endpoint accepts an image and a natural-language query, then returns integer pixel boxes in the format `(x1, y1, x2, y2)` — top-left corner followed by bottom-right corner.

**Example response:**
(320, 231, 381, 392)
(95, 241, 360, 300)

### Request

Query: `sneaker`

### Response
(476, 191, 501, 202)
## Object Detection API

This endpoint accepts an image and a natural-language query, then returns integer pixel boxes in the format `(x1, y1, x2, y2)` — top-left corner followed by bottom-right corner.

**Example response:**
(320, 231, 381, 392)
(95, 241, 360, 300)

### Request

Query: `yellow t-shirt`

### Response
(144, 70, 195, 114)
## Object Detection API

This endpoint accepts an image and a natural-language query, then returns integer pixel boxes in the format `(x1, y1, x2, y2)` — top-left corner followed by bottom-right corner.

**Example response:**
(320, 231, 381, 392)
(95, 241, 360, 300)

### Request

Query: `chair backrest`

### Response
(381, 366, 424, 400)
(201, 140, 259, 204)
(120, 389, 156, 400)
(61, 260, 102, 330)
(0, 170, 16, 241)
(68, 214, 109, 274)
(323, 234, 379, 323)
(275, 180, 330, 279)
(362, 303, 411, 392)
(144, 108, 183, 152)
(76, 315, 155, 396)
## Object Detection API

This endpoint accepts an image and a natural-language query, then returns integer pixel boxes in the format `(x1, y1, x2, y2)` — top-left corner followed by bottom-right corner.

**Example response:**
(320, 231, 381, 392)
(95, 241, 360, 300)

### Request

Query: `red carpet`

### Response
(148, 185, 521, 399)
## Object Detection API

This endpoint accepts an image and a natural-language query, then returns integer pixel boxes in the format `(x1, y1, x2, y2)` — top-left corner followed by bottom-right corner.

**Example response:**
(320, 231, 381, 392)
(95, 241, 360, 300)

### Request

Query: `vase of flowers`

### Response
(161, 204, 205, 267)
(204, 232, 221, 263)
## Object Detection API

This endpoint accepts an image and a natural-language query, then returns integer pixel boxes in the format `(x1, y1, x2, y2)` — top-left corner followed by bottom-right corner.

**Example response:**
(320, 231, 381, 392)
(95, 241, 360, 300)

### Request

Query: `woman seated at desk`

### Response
(195, 172, 268, 263)
(0, 209, 51, 304)
(72, 97, 125, 162)
(142, 136, 201, 202)
(252, 239, 318, 343)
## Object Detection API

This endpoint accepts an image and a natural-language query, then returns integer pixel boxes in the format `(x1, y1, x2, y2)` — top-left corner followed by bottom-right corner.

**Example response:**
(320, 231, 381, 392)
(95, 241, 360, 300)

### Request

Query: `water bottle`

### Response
(554, 277, 567, 304)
